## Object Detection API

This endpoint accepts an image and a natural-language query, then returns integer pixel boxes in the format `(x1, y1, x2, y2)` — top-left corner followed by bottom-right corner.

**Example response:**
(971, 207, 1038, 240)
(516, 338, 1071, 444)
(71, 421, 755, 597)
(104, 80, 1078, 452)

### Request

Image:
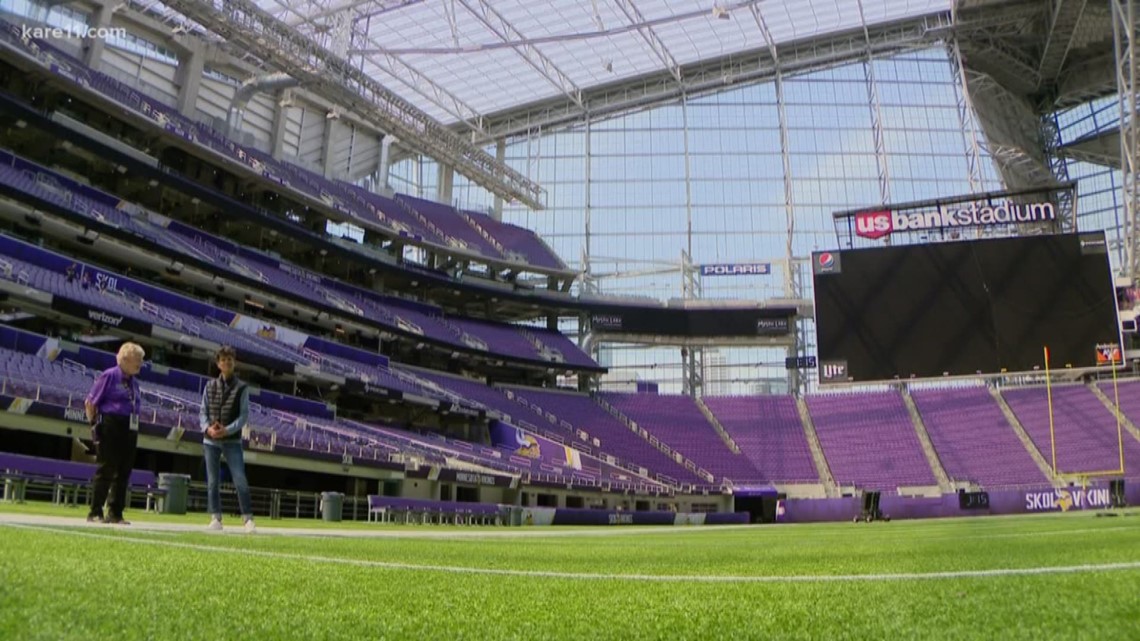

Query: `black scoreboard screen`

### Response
(588, 307, 793, 338)
(812, 232, 1120, 383)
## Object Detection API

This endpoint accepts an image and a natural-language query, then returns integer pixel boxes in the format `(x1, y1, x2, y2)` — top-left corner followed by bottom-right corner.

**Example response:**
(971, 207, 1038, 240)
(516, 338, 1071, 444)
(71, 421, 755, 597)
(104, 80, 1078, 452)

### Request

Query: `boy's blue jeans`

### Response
(204, 440, 253, 519)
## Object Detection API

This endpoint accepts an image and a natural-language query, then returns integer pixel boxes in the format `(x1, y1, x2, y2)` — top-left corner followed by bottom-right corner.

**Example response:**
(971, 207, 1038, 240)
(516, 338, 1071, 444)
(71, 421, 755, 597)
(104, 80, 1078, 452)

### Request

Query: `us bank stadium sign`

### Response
(854, 201, 1056, 241)
(833, 184, 1074, 248)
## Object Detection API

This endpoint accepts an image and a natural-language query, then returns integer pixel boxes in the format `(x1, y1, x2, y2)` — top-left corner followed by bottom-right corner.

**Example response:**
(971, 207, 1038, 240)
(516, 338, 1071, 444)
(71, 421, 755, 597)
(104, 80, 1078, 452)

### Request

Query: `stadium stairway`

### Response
(590, 395, 714, 484)
(900, 387, 953, 492)
(989, 387, 1063, 488)
(693, 396, 740, 454)
(794, 397, 839, 497)
(1088, 382, 1140, 446)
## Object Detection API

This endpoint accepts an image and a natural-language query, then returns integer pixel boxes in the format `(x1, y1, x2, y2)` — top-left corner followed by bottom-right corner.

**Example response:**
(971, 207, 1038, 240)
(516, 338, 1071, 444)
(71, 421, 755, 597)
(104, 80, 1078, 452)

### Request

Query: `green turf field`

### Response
(1, 504, 1139, 640)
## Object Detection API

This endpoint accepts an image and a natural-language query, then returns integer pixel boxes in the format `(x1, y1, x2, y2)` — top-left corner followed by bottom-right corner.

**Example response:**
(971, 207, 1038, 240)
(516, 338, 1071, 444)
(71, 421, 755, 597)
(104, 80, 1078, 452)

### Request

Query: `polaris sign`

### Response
(854, 201, 1057, 240)
(700, 263, 771, 277)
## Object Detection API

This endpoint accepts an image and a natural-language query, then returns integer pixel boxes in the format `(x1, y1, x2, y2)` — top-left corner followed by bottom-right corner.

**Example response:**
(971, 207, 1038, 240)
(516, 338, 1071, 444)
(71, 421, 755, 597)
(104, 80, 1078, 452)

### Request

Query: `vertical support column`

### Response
(788, 260, 807, 396)
(1114, 0, 1140, 281)
(492, 139, 506, 222)
(681, 249, 701, 299)
(322, 114, 339, 179)
(414, 155, 425, 197)
(947, 37, 987, 195)
(174, 42, 205, 118)
(748, 9, 796, 296)
(681, 93, 695, 258)
(855, 0, 892, 209)
(682, 347, 704, 398)
(863, 57, 891, 206)
(437, 163, 454, 204)
(773, 67, 799, 392)
(1040, 112, 1075, 230)
(774, 74, 795, 296)
(82, 0, 112, 69)
(579, 122, 597, 363)
(269, 89, 291, 160)
(375, 135, 397, 192)
(583, 122, 593, 279)
(583, 121, 593, 296)
(751, 3, 803, 393)
(681, 250, 703, 397)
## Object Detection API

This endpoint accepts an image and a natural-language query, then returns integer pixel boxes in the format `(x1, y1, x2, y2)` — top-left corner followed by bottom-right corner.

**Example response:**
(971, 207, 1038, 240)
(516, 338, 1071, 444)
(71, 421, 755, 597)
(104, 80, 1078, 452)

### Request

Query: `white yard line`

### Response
(0, 512, 759, 538)
(4, 522, 1140, 584)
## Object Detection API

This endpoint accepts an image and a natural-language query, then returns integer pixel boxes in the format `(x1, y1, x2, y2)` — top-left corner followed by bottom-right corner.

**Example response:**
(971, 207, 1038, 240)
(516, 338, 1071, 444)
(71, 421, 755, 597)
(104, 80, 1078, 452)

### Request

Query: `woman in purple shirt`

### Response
(85, 342, 145, 525)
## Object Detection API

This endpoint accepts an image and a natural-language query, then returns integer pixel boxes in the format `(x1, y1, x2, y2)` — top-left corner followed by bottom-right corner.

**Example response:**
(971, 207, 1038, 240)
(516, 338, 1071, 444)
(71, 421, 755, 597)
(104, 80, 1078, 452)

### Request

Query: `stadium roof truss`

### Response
(143, 0, 959, 195)
(141, 0, 1133, 270)
(276, 0, 952, 123)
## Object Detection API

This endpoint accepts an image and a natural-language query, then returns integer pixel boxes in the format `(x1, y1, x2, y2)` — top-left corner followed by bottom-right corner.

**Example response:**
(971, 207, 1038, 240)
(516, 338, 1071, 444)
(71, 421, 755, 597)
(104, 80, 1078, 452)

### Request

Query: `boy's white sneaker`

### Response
(207, 518, 223, 531)
(243, 519, 257, 534)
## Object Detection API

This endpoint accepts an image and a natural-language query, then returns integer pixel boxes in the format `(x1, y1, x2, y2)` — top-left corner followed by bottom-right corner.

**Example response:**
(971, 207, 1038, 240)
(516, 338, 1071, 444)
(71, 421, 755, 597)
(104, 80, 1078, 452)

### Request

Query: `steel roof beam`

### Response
(474, 12, 948, 140)
(456, 0, 585, 109)
(613, 0, 682, 83)
(283, 0, 421, 26)
(1037, 0, 1089, 83)
(157, 0, 544, 208)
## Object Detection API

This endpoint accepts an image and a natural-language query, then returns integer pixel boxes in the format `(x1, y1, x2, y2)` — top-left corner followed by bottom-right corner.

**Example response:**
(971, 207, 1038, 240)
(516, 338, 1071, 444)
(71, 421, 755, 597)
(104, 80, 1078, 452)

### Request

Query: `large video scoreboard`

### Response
(812, 232, 1121, 383)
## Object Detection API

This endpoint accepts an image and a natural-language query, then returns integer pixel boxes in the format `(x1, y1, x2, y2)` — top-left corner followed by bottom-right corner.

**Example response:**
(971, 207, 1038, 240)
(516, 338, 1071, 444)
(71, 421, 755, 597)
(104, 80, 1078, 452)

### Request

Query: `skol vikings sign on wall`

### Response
(855, 201, 1057, 240)
(1024, 487, 1112, 512)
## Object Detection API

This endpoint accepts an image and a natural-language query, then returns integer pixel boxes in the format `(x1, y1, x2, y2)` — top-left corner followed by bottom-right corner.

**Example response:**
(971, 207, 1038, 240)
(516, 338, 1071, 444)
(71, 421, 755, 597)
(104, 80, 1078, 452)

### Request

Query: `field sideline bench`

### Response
(0, 451, 164, 511)
(367, 495, 504, 525)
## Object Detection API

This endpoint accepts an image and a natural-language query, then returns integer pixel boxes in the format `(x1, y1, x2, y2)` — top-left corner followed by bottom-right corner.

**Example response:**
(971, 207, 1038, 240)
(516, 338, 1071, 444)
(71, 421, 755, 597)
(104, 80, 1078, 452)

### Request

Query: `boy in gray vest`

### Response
(200, 346, 255, 533)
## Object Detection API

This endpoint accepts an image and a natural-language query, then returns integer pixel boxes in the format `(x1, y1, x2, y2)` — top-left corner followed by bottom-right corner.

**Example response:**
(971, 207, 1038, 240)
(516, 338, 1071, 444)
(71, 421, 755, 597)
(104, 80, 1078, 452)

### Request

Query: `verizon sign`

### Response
(854, 201, 1056, 240)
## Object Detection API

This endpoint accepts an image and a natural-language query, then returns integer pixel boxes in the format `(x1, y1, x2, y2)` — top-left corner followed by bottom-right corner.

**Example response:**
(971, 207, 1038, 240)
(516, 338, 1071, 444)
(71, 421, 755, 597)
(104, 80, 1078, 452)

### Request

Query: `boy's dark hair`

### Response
(214, 346, 237, 362)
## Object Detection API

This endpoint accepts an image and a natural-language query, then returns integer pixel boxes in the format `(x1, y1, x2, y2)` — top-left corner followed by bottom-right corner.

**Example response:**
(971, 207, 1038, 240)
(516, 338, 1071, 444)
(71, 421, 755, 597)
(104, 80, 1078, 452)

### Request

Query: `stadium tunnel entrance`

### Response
(732, 487, 782, 524)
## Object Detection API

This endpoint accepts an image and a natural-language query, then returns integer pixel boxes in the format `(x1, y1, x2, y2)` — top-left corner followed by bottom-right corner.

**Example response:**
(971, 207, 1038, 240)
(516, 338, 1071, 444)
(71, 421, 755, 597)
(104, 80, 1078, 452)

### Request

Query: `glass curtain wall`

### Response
(405, 48, 1017, 393)
(1055, 97, 1125, 266)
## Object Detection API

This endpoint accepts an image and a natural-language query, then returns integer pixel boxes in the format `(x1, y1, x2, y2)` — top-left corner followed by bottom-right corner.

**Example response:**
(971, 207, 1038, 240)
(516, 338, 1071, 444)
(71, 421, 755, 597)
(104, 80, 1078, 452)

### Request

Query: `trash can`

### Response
(158, 473, 190, 515)
(320, 491, 344, 522)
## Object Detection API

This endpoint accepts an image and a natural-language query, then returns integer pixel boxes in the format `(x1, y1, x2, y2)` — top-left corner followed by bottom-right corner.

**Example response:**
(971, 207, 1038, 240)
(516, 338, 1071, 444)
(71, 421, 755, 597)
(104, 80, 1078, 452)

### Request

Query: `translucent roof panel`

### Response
(251, 0, 950, 125)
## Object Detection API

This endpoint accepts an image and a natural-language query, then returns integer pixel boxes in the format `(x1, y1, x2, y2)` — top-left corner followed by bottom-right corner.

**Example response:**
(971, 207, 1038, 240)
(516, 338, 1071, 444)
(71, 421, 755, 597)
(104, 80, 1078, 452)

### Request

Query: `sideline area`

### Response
(0, 502, 761, 538)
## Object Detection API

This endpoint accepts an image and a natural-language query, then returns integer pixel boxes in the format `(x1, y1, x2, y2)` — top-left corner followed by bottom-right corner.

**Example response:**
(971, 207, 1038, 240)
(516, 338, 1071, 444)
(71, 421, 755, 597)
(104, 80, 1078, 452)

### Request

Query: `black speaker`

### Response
(862, 491, 881, 513)
(858, 491, 884, 522)
(1110, 479, 1127, 508)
